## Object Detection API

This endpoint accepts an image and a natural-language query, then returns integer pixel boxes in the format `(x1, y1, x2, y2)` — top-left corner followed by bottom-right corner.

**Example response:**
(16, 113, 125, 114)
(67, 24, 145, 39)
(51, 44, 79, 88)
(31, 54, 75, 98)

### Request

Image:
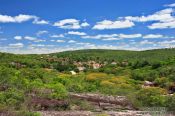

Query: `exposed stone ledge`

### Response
(69, 93, 135, 110)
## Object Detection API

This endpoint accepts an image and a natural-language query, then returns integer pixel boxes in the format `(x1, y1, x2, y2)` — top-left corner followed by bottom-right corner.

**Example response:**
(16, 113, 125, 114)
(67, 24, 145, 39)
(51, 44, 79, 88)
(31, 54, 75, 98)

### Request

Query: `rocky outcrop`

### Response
(40, 111, 93, 116)
(40, 111, 152, 116)
(69, 93, 135, 110)
(28, 93, 136, 112)
(30, 97, 69, 110)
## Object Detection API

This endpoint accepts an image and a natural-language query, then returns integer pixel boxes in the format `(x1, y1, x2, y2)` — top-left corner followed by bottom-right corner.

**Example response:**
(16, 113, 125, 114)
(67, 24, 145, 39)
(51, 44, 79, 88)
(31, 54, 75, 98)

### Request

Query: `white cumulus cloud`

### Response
(82, 33, 141, 40)
(118, 34, 142, 38)
(148, 20, 175, 29)
(8, 43, 24, 48)
(24, 36, 37, 41)
(81, 22, 90, 27)
(68, 31, 86, 36)
(24, 36, 45, 42)
(0, 14, 35, 23)
(82, 34, 118, 39)
(164, 3, 175, 7)
(0, 14, 49, 25)
(125, 8, 174, 22)
(14, 36, 22, 40)
(68, 40, 76, 43)
(124, 8, 175, 29)
(92, 20, 135, 30)
(33, 19, 49, 25)
(56, 40, 65, 43)
(53, 19, 89, 29)
(50, 34, 64, 38)
(36, 30, 48, 36)
(143, 34, 163, 38)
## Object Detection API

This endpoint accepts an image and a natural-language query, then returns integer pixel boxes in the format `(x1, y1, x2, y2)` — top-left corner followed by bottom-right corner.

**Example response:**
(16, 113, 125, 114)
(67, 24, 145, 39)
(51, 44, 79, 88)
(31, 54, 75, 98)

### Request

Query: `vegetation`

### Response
(0, 48, 175, 115)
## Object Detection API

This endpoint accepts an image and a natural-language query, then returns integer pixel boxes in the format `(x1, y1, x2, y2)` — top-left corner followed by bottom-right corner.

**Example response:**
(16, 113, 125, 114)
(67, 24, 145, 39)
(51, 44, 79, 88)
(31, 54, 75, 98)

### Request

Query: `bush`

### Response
(84, 84, 97, 92)
(100, 80, 115, 87)
(131, 70, 145, 81)
(67, 84, 84, 92)
(86, 73, 108, 81)
(154, 77, 170, 88)
(0, 88, 24, 110)
(45, 83, 68, 99)
(152, 62, 161, 69)
(165, 94, 175, 111)
(136, 87, 167, 107)
(109, 77, 127, 84)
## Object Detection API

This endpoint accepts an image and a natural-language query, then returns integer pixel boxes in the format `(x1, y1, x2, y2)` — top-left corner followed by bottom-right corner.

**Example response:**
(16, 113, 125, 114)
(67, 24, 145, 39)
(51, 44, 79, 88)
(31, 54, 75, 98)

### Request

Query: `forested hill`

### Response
(1, 48, 175, 63)
(52, 48, 175, 62)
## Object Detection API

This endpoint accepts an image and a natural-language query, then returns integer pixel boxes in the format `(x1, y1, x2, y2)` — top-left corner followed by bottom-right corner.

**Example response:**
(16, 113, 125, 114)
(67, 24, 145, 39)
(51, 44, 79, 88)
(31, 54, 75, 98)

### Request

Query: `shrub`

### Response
(53, 76, 71, 86)
(136, 87, 167, 107)
(45, 83, 68, 99)
(0, 88, 24, 110)
(154, 77, 170, 88)
(84, 84, 97, 92)
(165, 94, 175, 111)
(109, 77, 127, 84)
(152, 62, 161, 69)
(67, 84, 84, 92)
(131, 70, 145, 81)
(100, 80, 115, 87)
(86, 73, 108, 81)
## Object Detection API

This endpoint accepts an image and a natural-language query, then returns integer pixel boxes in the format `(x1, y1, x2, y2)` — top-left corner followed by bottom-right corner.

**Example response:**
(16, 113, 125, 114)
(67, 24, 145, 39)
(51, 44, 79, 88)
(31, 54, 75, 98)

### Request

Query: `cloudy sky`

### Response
(0, 0, 175, 54)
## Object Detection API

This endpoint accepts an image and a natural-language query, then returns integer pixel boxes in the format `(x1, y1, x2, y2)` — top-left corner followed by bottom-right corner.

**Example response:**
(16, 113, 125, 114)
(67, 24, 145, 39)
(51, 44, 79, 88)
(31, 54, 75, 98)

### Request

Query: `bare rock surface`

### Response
(39, 111, 152, 116)
(30, 97, 68, 110)
(39, 111, 93, 116)
(69, 93, 135, 110)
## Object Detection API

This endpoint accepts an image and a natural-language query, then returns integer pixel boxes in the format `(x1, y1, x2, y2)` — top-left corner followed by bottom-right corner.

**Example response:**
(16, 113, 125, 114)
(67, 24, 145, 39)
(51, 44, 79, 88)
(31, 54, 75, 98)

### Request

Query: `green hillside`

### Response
(53, 48, 175, 62)
(0, 48, 175, 115)
(1, 48, 175, 63)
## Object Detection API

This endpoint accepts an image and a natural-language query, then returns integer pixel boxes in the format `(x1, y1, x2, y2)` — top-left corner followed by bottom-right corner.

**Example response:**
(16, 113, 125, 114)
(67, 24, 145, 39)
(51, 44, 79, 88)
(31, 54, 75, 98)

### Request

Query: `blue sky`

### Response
(0, 0, 175, 54)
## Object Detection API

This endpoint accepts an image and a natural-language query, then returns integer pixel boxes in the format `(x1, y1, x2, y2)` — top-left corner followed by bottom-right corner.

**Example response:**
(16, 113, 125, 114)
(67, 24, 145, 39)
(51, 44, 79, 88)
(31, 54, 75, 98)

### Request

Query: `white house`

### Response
(70, 71, 77, 75)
